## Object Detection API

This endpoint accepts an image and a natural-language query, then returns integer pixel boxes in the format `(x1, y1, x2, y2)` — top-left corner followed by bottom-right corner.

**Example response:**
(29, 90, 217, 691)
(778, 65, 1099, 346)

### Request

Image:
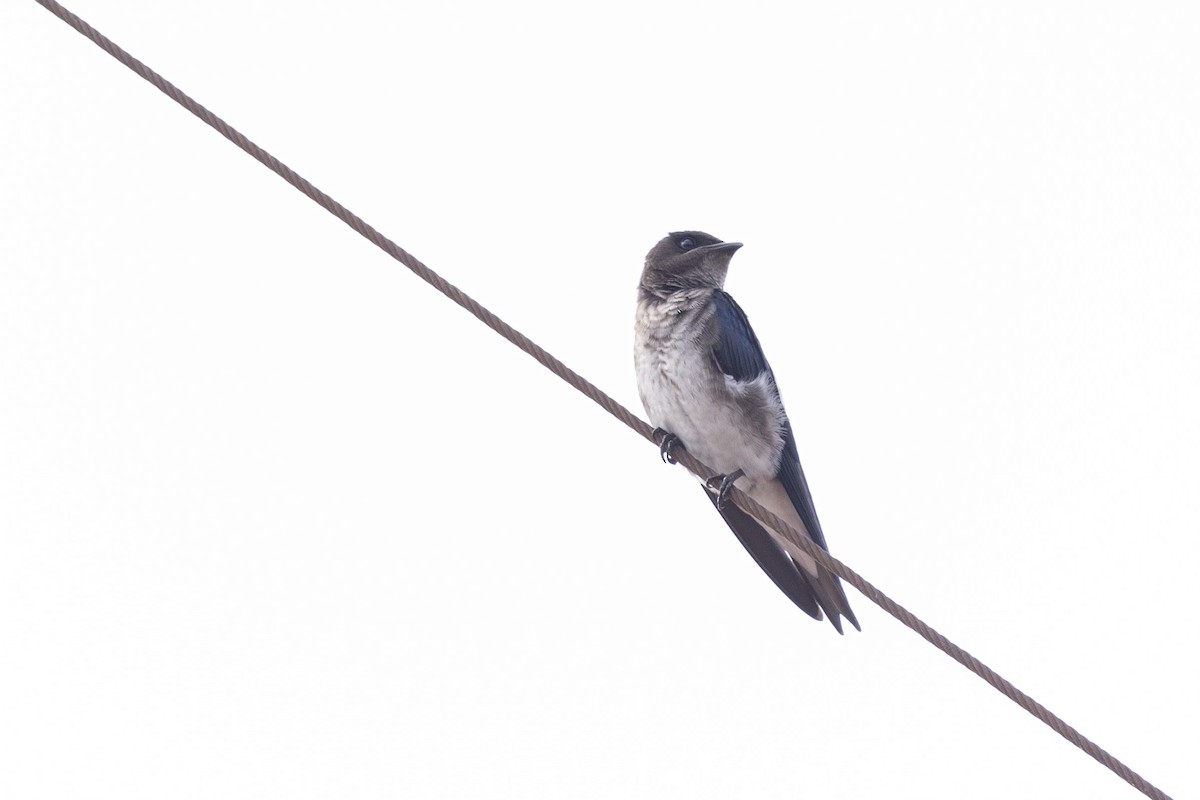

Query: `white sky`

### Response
(2, 2, 1197, 798)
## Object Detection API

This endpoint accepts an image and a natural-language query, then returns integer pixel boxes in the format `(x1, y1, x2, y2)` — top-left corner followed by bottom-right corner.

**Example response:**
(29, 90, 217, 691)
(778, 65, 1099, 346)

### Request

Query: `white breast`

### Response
(634, 295, 785, 485)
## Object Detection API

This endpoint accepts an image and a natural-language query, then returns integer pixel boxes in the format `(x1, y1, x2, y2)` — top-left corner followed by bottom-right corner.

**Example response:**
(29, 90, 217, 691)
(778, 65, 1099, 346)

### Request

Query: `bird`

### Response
(634, 231, 859, 633)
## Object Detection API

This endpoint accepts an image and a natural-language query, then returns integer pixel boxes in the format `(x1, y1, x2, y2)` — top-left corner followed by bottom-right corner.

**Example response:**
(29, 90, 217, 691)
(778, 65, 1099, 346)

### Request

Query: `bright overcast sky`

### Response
(2, 2, 1197, 799)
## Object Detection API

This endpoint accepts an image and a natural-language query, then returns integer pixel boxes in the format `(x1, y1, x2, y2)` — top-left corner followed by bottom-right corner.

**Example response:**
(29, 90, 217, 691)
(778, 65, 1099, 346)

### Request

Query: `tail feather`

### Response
(727, 477, 860, 633)
(807, 561, 860, 633)
(705, 489, 824, 621)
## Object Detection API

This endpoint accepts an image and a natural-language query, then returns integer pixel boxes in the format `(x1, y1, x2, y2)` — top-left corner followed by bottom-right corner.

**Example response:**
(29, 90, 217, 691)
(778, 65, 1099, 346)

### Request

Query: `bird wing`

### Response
(776, 423, 830, 550)
(709, 291, 859, 631)
(713, 291, 831, 552)
(703, 488, 823, 621)
(710, 290, 770, 382)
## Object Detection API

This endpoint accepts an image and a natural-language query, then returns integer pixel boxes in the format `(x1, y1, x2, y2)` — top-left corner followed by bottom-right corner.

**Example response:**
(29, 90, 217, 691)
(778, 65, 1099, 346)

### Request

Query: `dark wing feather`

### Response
(711, 290, 861, 631)
(703, 488, 822, 620)
(713, 290, 831, 550)
(711, 291, 769, 382)
(778, 424, 860, 631)
(776, 422, 830, 551)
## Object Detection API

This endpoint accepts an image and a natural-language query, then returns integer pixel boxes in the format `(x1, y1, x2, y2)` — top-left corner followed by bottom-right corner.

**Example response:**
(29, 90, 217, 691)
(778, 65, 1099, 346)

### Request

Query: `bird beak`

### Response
(699, 242, 743, 254)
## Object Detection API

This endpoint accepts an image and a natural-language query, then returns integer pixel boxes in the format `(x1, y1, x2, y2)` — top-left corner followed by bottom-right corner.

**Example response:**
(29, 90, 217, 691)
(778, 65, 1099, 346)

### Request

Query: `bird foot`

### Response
(653, 429, 681, 464)
(706, 469, 745, 510)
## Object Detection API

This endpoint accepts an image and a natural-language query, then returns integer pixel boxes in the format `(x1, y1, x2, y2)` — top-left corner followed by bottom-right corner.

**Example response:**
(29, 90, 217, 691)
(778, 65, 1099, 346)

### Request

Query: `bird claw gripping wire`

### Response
(653, 428, 681, 464)
(706, 469, 746, 511)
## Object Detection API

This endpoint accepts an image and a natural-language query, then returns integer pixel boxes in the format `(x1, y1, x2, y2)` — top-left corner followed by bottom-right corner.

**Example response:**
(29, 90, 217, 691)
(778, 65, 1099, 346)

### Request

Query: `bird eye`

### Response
(678, 237, 697, 250)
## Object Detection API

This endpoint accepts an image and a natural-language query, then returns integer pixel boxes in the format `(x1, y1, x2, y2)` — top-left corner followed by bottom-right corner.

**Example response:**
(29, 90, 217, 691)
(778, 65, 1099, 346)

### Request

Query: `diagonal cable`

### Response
(29, 2, 1173, 799)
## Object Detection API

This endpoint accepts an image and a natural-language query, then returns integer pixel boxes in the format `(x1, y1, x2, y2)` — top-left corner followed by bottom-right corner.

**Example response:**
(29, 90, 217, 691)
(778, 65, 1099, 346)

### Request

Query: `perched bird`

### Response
(634, 231, 859, 633)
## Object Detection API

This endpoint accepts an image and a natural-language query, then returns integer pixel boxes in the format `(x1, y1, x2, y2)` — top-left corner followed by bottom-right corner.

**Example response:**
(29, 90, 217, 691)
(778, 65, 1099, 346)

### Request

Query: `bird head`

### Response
(640, 231, 743, 297)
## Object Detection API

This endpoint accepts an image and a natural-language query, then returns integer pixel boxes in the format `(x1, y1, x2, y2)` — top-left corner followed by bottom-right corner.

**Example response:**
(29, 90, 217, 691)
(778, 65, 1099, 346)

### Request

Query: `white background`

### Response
(2, 2, 1197, 798)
